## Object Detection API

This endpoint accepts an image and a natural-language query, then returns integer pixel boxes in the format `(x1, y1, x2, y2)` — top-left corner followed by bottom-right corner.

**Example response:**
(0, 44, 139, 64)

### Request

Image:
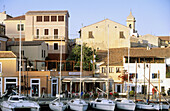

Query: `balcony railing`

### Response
(33, 35, 65, 40)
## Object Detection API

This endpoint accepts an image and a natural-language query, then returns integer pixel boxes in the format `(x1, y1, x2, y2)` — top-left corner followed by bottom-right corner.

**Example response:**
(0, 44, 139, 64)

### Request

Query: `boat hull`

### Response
(49, 102, 67, 111)
(90, 102, 115, 111)
(136, 103, 155, 110)
(116, 102, 136, 111)
(68, 103, 88, 111)
(153, 104, 169, 110)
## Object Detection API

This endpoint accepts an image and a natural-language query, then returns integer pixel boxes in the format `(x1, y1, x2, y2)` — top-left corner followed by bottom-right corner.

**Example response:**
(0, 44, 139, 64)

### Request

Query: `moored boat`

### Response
(1, 95, 40, 111)
(115, 98, 136, 111)
(136, 101, 155, 110)
(90, 98, 115, 111)
(49, 98, 67, 111)
(67, 99, 88, 111)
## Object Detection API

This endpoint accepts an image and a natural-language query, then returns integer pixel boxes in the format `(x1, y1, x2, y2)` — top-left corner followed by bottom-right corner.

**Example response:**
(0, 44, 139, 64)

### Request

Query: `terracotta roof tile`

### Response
(97, 47, 170, 66)
(5, 15, 25, 20)
(158, 36, 170, 41)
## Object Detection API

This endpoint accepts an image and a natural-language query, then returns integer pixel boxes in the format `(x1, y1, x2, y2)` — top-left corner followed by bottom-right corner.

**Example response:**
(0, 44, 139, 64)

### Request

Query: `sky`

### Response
(0, 0, 170, 39)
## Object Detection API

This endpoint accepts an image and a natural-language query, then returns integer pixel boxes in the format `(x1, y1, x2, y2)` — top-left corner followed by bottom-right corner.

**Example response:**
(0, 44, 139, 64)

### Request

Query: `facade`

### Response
(77, 18, 130, 50)
(0, 51, 17, 97)
(4, 10, 69, 60)
(4, 15, 25, 39)
(25, 11, 69, 60)
(0, 24, 8, 51)
(96, 47, 170, 94)
(7, 41, 48, 71)
(131, 34, 160, 48)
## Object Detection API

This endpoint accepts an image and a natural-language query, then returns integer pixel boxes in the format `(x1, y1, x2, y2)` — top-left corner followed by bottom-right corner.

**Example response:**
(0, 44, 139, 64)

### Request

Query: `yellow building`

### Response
(76, 12, 138, 50)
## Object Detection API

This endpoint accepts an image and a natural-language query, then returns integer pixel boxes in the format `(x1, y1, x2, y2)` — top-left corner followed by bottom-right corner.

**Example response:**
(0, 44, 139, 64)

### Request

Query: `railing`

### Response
(33, 35, 65, 40)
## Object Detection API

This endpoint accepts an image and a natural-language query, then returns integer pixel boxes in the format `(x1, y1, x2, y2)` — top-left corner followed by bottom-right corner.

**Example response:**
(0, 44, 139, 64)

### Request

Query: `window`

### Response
(51, 16, 57, 22)
(54, 29, 58, 39)
(17, 24, 24, 31)
(36, 29, 39, 38)
(44, 16, 49, 22)
(58, 16, 64, 21)
(89, 31, 93, 38)
(54, 43, 58, 50)
(152, 73, 158, 79)
(42, 50, 43, 58)
(116, 67, 121, 73)
(109, 67, 114, 73)
(129, 24, 132, 28)
(102, 67, 106, 73)
(21, 50, 24, 56)
(36, 16, 42, 22)
(44, 50, 46, 58)
(119, 31, 125, 38)
(129, 73, 137, 80)
(44, 29, 49, 35)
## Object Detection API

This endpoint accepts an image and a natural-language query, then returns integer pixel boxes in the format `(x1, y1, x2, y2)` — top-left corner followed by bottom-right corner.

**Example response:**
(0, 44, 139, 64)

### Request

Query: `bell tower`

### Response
(126, 11, 136, 32)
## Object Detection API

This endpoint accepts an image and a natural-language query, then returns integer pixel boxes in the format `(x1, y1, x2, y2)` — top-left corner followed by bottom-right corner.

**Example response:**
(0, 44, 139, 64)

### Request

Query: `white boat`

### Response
(90, 98, 115, 111)
(67, 99, 88, 111)
(136, 101, 155, 110)
(115, 98, 136, 111)
(149, 103, 169, 110)
(1, 95, 40, 111)
(49, 98, 67, 111)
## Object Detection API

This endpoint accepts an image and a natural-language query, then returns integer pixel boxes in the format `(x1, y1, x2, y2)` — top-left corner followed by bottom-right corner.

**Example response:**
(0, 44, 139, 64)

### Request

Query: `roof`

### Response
(0, 51, 17, 58)
(127, 11, 135, 21)
(5, 15, 25, 20)
(26, 10, 70, 17)
(81, 19, 128, 29)
(7, 41, 45, 46)
(97, 47, 170, 66)
(158, 36, 170, 41)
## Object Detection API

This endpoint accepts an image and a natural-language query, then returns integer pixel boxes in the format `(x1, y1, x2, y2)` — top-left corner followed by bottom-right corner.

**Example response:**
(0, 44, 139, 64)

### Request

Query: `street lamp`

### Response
(27, 65, 33, 97)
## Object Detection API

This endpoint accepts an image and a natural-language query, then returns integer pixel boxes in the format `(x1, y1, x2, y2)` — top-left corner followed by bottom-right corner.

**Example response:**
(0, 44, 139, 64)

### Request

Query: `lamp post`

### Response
(27, 65, 33, 97)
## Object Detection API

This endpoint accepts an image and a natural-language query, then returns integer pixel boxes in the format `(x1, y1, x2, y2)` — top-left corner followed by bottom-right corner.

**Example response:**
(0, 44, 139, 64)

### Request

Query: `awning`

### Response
(62, 77, 114, 83)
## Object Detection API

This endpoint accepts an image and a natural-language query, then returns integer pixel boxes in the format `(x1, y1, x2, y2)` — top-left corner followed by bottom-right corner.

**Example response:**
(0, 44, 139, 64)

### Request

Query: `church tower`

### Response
(126, 11, 136, 32)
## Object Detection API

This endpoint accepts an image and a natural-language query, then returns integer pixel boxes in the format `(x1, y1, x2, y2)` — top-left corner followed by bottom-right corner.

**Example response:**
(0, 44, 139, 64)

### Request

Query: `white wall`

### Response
(123, 63, 167, 94)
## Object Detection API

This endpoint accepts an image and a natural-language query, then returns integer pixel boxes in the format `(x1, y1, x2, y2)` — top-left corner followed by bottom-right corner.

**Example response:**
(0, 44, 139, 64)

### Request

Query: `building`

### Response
(77, 18, 131, 50)
(7, 40, 48, 71)
(0, 24, 8, 51)
(4, 10, 70, 60)
(0, 11, 12, 24)
(158, 36, 170, 47)
(131, 34, 160, 48)
(96, 47, 170, 94)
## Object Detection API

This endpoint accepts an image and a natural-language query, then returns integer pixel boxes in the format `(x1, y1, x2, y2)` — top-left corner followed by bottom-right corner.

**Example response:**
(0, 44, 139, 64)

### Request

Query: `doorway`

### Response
(30, 79, 40, 97)
(51, 78, 58, 97)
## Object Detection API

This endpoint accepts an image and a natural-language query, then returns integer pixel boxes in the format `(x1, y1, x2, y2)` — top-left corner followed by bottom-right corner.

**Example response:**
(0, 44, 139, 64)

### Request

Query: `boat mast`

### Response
(144, 61, 146, 99)
(59, 36, 63, 102)
(147, 63, 151, 102)
(19, 20, 22, 96)
(107, 23, 109, 99)
(80, 24, 83, 99)
(127, 29, 130, 99)
(135, 60, 137, 101)
(158, 70, 161, 105)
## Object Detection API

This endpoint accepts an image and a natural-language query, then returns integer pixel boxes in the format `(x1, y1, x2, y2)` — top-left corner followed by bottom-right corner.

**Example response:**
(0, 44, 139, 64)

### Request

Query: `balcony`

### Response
(33, 35, 65, 40)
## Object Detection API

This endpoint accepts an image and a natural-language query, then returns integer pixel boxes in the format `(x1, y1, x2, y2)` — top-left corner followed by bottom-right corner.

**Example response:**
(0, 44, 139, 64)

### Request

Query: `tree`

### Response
(67, 44, 98, 71)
